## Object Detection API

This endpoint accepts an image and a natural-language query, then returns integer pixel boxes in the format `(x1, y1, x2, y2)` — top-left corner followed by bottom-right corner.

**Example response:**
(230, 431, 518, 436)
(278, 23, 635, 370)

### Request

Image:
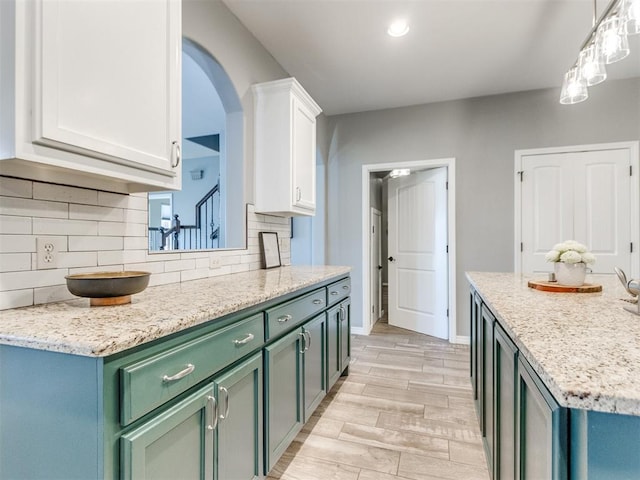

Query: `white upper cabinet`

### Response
(253, 78, 322, 216)
(0, 0, 181, 193)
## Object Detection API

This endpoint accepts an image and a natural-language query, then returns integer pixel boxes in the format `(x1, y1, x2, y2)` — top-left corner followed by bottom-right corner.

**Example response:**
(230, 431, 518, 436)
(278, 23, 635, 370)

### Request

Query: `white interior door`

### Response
(521, 148, 632, 274)
(370, 208, 382, 327)
(388, 168, 448, 339)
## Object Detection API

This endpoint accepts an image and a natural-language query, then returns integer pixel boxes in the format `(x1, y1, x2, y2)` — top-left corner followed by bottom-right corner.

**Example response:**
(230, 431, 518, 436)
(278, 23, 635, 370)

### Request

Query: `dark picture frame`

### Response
(259, 232, 281, 269)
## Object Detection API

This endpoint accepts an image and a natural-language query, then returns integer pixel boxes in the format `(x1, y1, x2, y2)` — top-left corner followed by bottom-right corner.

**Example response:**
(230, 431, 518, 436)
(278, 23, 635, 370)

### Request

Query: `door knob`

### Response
(388, 256, 395, 262)
(377, 265, 383, 270)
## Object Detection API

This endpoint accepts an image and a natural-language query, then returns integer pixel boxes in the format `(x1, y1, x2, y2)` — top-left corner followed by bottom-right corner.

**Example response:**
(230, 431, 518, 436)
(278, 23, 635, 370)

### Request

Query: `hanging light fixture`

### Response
(560, 0, 638, 105)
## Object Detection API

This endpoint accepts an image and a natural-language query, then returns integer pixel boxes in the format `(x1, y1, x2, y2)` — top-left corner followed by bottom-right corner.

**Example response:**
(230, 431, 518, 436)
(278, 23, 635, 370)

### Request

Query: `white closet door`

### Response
(521, 149, 632, 275)
(521, 154, 574, 274)
(573, 149, 631, 274)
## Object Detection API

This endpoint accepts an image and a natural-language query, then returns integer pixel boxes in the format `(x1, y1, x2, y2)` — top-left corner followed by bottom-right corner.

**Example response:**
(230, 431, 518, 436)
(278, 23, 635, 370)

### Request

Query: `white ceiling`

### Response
(222, 0, 640, 116)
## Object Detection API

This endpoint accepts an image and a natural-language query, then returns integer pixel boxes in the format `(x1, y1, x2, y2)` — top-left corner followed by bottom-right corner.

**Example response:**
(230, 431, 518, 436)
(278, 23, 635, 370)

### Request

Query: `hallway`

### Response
(266, 313, 490, 480)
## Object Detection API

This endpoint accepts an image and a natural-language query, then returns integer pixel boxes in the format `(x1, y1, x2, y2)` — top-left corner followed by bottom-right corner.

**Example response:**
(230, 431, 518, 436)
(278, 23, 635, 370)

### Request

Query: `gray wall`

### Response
(325, 77, 640, 337)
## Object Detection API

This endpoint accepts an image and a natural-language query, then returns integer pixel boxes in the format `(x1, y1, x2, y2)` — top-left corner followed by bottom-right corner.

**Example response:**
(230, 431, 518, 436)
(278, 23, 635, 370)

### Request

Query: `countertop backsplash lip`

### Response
(0, 265, 351, 358)
(467, 271, 640, 416)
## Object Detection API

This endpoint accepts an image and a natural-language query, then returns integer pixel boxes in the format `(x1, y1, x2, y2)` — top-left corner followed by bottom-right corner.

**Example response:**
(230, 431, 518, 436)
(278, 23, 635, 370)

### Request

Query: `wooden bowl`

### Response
(65, 271, 151, 306)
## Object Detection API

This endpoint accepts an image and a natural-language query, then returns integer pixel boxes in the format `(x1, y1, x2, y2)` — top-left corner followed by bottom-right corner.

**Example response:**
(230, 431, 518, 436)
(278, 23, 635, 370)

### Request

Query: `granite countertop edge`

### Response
(0, 265, 351, 358)
(466, 271, 640, 417)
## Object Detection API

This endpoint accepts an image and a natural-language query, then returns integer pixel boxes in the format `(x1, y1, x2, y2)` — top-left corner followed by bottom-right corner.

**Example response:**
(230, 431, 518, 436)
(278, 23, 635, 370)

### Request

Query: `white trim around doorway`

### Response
(360, 158, 458, 342)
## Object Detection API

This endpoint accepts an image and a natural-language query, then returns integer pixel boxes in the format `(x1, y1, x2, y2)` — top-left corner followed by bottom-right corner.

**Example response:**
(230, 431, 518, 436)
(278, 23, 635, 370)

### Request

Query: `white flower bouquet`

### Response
(545, 240, 596, 265)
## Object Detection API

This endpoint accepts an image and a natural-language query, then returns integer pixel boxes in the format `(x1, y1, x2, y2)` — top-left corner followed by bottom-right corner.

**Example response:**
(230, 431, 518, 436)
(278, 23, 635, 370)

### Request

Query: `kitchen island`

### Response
(0, 266, 351, 479)
(467, 272, 640, 480)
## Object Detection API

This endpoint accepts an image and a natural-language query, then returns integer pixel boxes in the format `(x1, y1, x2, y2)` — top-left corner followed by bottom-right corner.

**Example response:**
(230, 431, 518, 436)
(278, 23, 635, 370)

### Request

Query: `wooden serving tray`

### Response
(528, 280, 602, 293)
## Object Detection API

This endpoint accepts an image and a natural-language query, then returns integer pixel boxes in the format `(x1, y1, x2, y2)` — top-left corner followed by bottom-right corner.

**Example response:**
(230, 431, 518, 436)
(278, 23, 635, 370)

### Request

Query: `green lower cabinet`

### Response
(339, 298, 351, 371)
(303, 314, 327, 421)
(516, 356, 568, 480)
(326, 304, 342, 389)
(264, 327, 304, 473)
(481, 305, 495, 475)
(494, 324, 517, 480)
(213, 353, 263, 480)
(120, 384, 215, 480)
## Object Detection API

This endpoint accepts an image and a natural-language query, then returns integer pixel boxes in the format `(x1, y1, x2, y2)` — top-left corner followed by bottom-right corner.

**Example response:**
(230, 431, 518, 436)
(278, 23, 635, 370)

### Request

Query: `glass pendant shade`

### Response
(621, 0, 640, 35)
(560, 67, 588, 104)
(578, 44, 607, 86)
(597, 16, 630, 63)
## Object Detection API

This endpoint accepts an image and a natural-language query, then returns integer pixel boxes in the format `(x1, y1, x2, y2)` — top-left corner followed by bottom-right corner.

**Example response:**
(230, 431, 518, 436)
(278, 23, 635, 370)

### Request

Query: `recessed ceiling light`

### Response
(387, 20, 409, 37)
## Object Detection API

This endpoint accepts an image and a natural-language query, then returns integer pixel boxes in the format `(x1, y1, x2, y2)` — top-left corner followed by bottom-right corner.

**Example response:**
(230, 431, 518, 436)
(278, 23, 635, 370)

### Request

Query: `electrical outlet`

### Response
(37, 237, 59, 269)
(210, 256, 221, 269)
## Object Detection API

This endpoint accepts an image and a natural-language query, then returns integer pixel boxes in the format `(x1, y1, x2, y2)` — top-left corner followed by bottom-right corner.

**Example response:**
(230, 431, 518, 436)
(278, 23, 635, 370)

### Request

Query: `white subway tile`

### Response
(221, 255, 241, 266)
(123, 262, 165, 274)
(98, 222, 127, 236)
(164, 259, 196, 272)
(70, 204, 124, 222)
(0, 177, 32, 198)
(231, 263, 250, 273)
(241, 253, 261, 264)
(0, 269, 66, 291)
(34, 285, 76, 304)
(34, 218, 98, 236)
(195, 257, 209, 269)
(0, 253, 32, 272)
(97, 250, 124, 265)
(209, 265, 233, 277)
(122, 250, 147, 264)
(57, 251, 98, 268)
(147, 251, 181, 262)
(0, 235, 36, 253)
(124, 209, 148, 224)
(248, 262, 262, 271)
(0, 289, 33, 310)
(180, 251, 209, 260)
(181, 268, 209, 282)
(33, 182, 97, 205)
(0, 215, 32, 234)
(123, 222, 147, 237)
(128, 194, 148, 211)
(123, 236, 147, 250)
(97, 191, 147, 210)
(0, 196, 68, 219)
(69, 236, 123, 251)
(68, 265, 123, 275)
(148, 271, 180, 286)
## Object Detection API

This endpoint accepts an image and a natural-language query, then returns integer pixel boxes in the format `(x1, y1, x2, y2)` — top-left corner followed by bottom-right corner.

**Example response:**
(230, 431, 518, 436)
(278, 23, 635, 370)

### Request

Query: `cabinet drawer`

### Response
(327, 278, 350, 305)
(120, 313, 264, 426)
(265, 289, 326, 340)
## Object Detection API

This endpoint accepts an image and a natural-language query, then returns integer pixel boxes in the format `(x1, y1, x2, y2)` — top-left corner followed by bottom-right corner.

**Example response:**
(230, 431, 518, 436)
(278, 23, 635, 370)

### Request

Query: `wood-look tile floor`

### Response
(266, 314, 490, 480)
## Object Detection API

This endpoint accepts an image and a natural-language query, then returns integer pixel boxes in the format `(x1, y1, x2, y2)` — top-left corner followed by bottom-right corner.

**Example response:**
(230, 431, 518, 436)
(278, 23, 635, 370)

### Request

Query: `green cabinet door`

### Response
(339, 298, 351, 374)
(516, 357, 568, 480)
(120, 384, 214, 480)
(213, 353, 263, 480)
(481, 304, 495, 475)
(265, 327, 304, 473)
(494, 323, 517, 480)
(303, 313, 326, 421)
(470, 291, 481, 405)
(326, 305, 341, 389)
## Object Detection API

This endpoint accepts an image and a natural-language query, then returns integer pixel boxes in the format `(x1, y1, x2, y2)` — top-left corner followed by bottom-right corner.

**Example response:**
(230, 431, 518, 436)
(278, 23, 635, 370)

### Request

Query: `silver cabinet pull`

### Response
(330, 291, 339, 296)
(171, 141, 181, 168)
(219, 386, 230, 419)
(162, 363, 195, 383)
(206, 395, 217, 431)
(233, 333, 255, 346)
(278, 314, 292, 323)
(296, 187, 302, 202)
(299, 332, 306, 354)
(304, 331, 312, 351)
(312, 298, 323, 305)
(342, 285, 349, 290)
(340, 306, 346, 322)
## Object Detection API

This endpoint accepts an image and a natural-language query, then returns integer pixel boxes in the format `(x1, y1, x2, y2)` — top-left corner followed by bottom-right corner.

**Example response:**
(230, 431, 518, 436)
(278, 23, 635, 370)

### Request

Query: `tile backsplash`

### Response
(0, 176, 291, 310)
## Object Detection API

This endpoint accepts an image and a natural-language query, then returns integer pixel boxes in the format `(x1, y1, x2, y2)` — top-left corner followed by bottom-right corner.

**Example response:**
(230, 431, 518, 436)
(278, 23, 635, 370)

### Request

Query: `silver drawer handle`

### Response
(340, 306, 346, 321)
(162, 363, 195, 383)
(342, 285, 349, 290)
(233, 333, 255, 346)
(330, 291, 339, 295)
(313, 299, 324, 304)
(278, 314, 292, 323)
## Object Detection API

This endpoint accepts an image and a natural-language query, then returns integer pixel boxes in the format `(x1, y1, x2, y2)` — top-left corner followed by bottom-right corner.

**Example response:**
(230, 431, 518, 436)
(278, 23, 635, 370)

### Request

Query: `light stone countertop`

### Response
(467, 272, 640, 416)
(0, 265, 350, 358)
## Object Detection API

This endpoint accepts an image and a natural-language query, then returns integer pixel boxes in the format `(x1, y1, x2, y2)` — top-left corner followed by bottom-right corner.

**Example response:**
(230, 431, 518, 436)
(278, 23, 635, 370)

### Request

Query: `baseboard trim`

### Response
(453, 335, 470, 345)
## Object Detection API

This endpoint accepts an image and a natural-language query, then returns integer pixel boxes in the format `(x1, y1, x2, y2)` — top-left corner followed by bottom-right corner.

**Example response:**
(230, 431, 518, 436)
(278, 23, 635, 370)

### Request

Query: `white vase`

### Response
(554, 262, 586, 286)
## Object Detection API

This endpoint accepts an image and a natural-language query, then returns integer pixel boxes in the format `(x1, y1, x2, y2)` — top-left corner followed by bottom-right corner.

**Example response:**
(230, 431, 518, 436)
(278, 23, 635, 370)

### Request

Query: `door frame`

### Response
(370, 207, 382, 328)
(514, 141, 639, 277)
(360, 158, 457, 341)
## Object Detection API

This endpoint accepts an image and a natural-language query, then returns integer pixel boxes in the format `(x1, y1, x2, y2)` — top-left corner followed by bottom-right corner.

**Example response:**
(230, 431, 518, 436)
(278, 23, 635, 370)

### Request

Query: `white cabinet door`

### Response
(2, 0, 181, 193)
(521, 148, 633, 274)
(292, 96, 316, 210)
